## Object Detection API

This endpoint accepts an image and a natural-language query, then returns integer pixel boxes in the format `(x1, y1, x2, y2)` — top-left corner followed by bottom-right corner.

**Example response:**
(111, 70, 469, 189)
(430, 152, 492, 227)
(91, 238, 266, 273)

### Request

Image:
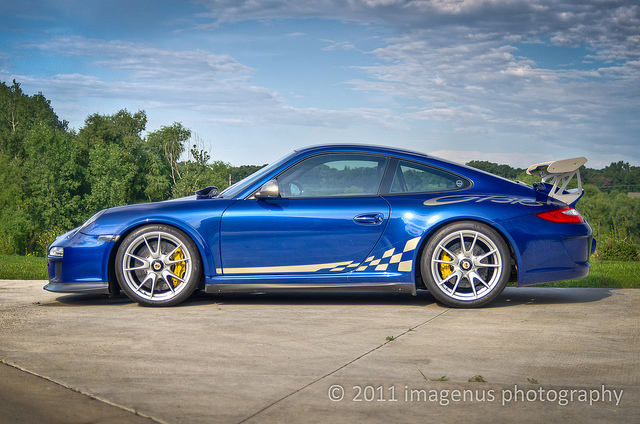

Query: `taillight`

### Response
(534, 207, 584, 224)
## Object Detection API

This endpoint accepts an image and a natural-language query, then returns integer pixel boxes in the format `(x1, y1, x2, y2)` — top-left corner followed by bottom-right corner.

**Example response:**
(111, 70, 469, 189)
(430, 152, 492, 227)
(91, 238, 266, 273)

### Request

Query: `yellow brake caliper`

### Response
(439, 251, 453, 279)
(171, 247, 186, 287)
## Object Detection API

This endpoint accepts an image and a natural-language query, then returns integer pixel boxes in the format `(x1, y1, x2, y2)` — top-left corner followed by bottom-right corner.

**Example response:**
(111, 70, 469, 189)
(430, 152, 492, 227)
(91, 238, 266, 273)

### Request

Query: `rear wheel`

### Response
(115, 225, 201, 306)
(421, 221, 510, 308)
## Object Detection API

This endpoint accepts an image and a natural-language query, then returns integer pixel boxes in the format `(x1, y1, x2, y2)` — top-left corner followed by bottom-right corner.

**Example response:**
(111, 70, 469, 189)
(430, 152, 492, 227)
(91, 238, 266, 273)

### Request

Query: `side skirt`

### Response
(205, 282, 417, 295)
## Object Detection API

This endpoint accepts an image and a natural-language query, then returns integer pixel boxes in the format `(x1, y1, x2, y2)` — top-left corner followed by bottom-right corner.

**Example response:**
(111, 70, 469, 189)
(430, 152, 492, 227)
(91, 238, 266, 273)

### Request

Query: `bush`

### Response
(34, 227, 64, 257)
(594, 219, 639, 261)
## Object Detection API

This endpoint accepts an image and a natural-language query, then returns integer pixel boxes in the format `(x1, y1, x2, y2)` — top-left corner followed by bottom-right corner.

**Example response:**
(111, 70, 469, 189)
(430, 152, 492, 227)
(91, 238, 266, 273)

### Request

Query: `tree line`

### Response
(0, 80, 262, 255)
(2, 79, 638, 256)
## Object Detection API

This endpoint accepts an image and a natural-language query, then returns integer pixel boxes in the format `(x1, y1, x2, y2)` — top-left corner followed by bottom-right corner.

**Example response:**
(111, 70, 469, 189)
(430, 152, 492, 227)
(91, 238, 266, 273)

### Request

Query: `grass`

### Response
(0, 254, 638, 288)
(0, 255, 48, 280)
(419, 370, 447, 382)
(538, 260, 640, 289)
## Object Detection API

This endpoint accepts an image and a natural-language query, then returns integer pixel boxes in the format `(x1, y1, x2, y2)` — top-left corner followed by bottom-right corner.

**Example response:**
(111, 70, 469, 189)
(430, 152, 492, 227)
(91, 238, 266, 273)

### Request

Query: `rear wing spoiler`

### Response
(526, 157, 587, 205)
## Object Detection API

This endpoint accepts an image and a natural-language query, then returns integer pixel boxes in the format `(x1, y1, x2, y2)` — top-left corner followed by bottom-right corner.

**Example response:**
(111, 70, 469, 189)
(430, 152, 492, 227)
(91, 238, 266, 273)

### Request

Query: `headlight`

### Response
(49, 246, 64, 257)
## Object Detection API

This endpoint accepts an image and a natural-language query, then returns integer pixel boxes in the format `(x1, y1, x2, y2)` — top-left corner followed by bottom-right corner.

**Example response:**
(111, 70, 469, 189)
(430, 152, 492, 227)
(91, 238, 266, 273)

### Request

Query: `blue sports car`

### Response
(45, 144, 596, 307)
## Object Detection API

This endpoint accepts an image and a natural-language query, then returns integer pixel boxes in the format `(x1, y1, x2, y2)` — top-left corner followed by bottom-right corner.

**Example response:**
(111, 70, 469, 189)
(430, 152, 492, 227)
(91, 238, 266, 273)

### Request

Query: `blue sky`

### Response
(1, 0, 639, 168)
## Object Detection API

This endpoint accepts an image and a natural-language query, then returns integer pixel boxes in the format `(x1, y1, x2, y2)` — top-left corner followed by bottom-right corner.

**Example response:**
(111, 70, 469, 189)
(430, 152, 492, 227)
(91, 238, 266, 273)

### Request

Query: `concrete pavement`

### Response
(0, 280, 638, 423)
(0, 361, 158, 424)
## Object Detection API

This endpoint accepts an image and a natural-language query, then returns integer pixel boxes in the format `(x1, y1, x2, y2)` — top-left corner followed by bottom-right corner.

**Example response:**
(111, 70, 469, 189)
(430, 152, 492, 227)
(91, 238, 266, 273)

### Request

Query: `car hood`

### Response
(79, 197, 234, 236)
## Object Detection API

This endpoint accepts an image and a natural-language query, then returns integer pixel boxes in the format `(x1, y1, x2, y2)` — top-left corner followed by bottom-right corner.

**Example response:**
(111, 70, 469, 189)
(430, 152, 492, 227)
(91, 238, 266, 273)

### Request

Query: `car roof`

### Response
(293, 144, 432, 160)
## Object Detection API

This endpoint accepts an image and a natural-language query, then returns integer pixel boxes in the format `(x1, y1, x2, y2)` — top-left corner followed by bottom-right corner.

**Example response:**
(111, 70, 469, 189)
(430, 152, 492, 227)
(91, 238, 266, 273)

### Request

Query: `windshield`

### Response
(218, 150, 297, 199)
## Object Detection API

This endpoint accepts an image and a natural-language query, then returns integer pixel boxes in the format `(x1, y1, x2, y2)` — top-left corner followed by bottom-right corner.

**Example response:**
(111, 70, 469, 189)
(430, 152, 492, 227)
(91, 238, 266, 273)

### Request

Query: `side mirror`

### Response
(255, 179, 280, 200)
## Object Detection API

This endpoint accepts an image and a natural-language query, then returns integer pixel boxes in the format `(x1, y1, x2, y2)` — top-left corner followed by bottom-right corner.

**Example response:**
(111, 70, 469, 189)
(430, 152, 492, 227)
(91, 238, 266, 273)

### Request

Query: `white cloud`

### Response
(5, 0, 639, 166)
(194, 1, 640, 65)
(19, 36, 253, 79)
(320, 39, 357, 51)
(342, 19, 639, 159)
(13, 35, 402, 132)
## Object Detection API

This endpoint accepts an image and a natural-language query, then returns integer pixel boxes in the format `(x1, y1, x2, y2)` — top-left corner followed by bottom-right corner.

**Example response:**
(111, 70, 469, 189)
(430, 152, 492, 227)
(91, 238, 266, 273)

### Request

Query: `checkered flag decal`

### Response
(353, 236, 421, 273)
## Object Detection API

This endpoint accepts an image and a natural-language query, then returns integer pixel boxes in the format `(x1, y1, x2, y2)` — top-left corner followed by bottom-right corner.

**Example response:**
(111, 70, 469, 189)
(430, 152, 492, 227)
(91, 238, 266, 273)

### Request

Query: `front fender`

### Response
(112, 216, 219, 278)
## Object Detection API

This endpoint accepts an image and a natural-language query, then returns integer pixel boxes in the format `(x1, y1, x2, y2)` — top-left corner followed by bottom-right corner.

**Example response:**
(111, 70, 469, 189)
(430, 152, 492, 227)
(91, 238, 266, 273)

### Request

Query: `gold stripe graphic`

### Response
(225, 261, 355, 275)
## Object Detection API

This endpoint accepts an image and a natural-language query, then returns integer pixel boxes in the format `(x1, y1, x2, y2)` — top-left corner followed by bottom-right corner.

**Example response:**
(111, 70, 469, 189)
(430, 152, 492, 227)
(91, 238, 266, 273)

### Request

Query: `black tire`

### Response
(115, 225, 202, 307)
(421, 221, 510, 308)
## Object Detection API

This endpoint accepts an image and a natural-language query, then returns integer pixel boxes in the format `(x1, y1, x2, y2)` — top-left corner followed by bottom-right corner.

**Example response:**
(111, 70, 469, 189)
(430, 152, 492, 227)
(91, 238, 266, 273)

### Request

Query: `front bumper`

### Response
(44, 282, 109, 294)
(46, 231, 116, 294)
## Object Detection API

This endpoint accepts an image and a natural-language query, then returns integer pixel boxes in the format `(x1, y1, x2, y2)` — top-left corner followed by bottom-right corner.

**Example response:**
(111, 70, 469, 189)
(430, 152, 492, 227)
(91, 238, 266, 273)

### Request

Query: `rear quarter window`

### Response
(390, 160, 470, 193)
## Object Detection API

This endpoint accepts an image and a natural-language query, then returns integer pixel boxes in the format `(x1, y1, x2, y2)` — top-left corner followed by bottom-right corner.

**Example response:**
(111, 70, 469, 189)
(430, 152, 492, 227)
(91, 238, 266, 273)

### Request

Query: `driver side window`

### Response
(278, 153, 388, 198)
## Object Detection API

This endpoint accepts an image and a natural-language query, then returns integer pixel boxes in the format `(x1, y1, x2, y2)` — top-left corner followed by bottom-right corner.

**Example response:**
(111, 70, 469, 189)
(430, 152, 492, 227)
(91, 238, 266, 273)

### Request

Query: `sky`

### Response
(1, 0, 639, 169)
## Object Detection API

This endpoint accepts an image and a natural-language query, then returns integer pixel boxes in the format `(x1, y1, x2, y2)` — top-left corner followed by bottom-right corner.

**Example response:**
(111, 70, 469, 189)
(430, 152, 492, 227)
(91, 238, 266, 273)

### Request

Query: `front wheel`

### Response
(115, 225, 202, 306)
(421, 221, 511, 308)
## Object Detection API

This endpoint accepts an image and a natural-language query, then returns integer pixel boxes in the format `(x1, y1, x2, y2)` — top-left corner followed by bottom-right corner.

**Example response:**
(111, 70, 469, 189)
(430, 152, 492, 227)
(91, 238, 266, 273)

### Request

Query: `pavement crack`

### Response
(238, 308, 450, 423)
(0, 360, 167, 424)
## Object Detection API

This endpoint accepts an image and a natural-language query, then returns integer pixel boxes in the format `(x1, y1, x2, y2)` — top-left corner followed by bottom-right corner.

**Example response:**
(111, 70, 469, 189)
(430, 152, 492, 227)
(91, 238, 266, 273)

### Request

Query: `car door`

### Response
(219, 153, 391, 275)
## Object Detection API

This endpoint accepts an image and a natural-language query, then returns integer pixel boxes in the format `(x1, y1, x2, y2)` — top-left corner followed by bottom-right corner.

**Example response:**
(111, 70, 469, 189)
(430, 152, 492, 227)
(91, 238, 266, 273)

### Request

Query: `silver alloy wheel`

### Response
(120, 230, 193, 302)
(429, 229, 503, 302)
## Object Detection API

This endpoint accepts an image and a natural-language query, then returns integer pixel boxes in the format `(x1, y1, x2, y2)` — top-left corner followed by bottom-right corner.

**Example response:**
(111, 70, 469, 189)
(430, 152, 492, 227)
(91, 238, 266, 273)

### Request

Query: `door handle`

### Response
(353, 213, 384, 225)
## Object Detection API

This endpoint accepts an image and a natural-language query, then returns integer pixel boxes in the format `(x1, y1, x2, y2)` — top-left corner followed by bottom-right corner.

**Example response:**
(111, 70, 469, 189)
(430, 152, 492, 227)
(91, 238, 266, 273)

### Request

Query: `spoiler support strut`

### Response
(526, 157, 587, 206)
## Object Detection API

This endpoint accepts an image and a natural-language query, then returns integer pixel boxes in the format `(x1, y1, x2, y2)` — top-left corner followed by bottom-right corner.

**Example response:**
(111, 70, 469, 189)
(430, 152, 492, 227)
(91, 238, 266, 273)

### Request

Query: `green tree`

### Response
(145, 123, 191, 201)
(0, 80, 71, 254)
(171, 144, 231, 198)
(21, 124, 84, 253)
(466, 160, 524, 179)
(229, 164, 266, 185)
(77, 110, 149, 210)
(0, 80, 66, 158)
(0, 151, 28, 254)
